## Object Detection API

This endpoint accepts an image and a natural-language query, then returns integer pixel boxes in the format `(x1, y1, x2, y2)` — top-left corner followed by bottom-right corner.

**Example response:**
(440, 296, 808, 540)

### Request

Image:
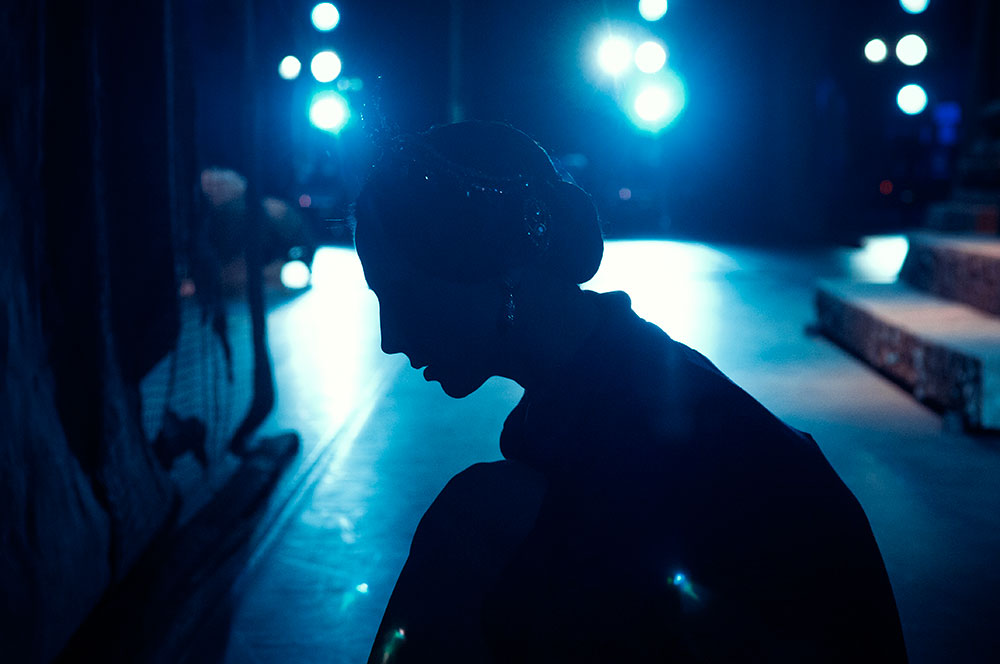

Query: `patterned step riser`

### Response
(900, 236, 1000, 316)
(816, 288, 987, 429)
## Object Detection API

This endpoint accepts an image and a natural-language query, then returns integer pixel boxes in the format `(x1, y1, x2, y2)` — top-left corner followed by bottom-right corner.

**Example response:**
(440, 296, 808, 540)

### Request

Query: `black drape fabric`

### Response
(371, 291, 907, 663)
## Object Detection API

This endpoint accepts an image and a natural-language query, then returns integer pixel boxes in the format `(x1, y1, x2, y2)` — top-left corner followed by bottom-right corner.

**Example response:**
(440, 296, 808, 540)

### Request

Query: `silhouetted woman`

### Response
(355, 121, 907, 663)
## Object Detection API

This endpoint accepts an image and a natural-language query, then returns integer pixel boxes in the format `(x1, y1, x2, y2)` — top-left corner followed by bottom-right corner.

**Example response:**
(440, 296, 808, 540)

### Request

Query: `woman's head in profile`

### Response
(354, 121, 604, 398)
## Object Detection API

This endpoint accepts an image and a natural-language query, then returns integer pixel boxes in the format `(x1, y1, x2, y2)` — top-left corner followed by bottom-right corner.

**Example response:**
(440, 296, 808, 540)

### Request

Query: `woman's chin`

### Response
(436, 374, 486, 399)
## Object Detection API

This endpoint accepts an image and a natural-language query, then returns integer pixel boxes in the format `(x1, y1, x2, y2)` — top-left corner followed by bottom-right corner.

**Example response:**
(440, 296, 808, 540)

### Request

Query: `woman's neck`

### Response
(501, 284, 602, 396)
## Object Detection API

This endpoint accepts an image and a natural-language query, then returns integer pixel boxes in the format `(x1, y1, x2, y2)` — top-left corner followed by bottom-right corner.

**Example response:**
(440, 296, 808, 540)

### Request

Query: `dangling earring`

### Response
(498, 279, 516, 332)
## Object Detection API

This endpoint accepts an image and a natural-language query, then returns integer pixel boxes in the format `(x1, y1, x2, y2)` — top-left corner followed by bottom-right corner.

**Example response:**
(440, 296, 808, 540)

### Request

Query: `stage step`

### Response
(815, 279, 1000, 430)
(900, 232, 1000, 316)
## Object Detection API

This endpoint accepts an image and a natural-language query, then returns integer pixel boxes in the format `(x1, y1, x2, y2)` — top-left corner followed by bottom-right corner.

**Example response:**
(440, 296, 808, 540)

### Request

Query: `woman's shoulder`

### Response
(417, 461, 546, 545)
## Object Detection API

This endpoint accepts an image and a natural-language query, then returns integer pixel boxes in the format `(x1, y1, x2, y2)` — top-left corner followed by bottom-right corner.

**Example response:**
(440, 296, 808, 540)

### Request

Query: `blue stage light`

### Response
(635, 41, 667, 74)
(864, 39, 887, 63)
(897, 84, 928, 115)
(639, 0, 668, 22)
(628, 72, 686, 132)
(309, 91, 350, 132)
(597, 36, 633, 76)
(311, 3, 340, 31)
(311, 50, 342, 83)
(899, 0, 929, 15)
(278, 55, 302, 80)
(895, 34, 927, 66)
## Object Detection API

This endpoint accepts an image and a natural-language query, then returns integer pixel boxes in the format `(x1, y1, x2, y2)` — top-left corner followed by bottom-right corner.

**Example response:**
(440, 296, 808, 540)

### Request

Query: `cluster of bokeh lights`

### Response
(278, 4, 351, 134)
(864, 34, 926, 66)
(862, 10, 930, 116)
(593, 22, 682, 133)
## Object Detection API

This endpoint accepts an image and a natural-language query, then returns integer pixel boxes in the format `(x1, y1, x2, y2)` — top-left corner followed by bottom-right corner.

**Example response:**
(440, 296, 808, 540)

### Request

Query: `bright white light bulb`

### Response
(897, 84, 928, 115)
(899, 0, 930, 15)
(597, 36, 633, 76)
(864, 39, 887, 63)
(280, 260, 311, 289)
(635, 41, 667, 74)
(638, 0, 668, 22)
(309, 91, 350, 132)
(311, 50, 342, 83)
(634, 85, 672, 122)
(311, 3, 340, 31)
(896, 34, 927, 66)
(278, 55, 302, 80)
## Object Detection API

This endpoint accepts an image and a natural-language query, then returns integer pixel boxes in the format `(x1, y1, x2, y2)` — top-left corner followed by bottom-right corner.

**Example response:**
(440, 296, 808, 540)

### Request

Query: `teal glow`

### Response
(627, 71, 686, 132)
(309, 91, 351, 133)
(864, 39, 887, 63)
(895, 34, 927, 66)
(635, 40, 667, 74)
(311, 3, 340, 31)
(311, 50, 343, 83)
(899, 0, 929, 15)
(638, 0, 668, 22)
(597, 36, 633, 76)
(897, 84, 928, 115)
(279, 55, 302, 80)
(280, 260, 311, 290)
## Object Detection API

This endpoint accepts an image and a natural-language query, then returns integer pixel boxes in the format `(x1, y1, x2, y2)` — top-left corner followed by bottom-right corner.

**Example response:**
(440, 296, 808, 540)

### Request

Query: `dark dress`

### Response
(369, 291, 908, 663)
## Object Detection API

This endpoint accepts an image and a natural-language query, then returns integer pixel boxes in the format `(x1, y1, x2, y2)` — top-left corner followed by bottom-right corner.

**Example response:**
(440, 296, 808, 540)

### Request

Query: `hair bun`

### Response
(544, 180, 604, 284)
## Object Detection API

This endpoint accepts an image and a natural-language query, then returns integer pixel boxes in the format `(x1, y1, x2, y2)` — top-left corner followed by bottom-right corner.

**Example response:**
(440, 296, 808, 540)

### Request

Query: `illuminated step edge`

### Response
(815, 279, 1000, 430)
(900, 232, 1000, 316)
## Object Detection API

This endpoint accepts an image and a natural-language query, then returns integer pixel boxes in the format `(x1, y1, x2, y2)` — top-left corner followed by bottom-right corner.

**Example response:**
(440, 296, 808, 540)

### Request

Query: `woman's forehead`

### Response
(356, 226, 418, 290)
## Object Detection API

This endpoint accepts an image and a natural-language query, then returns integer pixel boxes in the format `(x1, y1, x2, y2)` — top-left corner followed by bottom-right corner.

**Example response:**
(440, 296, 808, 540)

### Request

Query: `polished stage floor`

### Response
(191, 238, 1000, 663)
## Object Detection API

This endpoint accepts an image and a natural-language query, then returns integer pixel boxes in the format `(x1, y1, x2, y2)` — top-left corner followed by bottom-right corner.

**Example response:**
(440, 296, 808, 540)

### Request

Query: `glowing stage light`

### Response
(311, 50, 342, 82)
(864, 39, 887, 63)
(639, 0, 668, 22)
(309, 91, 350, 132)
(629, 71, 686, 132)
(278, 55, 302, 80)
(597, 36, 633, 76)
(635, 41, 667, 74)
(899, 0, 929, 15)
(897, 84, 928, 115)
(356, 583, 369, 593)
(896, 34, 927, 66)
(311, 3, 340, 31)
(280, 260, 311, 290)
(635, 86, 671, 122)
